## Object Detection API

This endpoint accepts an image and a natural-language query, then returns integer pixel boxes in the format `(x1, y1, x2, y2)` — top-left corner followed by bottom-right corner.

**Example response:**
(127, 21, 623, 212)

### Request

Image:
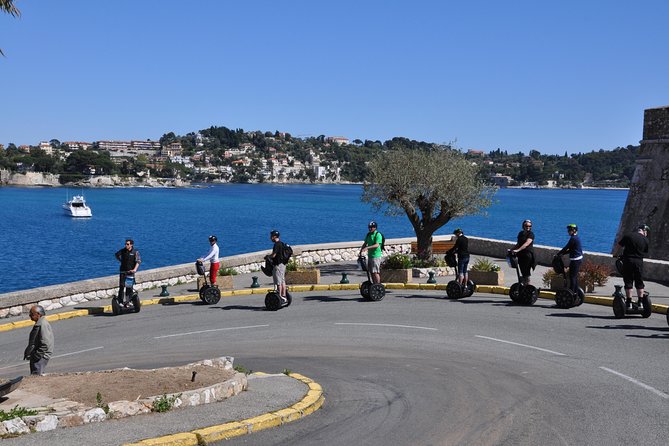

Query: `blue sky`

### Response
(1, 0, 668, 154)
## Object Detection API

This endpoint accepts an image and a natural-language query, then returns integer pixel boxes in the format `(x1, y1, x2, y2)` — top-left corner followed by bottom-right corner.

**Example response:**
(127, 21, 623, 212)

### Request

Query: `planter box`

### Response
(468, 270, 504, 286)
(381, 269, 412, 284)
(197, 275, 234, 290)
(412, 267, 452, 278)
(286, 269, 321, 285)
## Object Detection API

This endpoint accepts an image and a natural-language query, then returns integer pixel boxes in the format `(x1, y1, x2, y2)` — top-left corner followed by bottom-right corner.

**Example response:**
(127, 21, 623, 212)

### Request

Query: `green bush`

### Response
(411, 256, 446, 268)
(0, 405, 38, 421)
(218, 267, 237, 276)
(470, 258, 501, 272)
(381, 253, 413, 270)
(152, 393, 182, 413)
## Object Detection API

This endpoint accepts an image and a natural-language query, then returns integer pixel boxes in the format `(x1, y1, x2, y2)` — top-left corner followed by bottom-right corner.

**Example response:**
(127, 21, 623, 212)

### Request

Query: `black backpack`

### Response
(378, 232, 386, 251)
(281, 242, 293, 265)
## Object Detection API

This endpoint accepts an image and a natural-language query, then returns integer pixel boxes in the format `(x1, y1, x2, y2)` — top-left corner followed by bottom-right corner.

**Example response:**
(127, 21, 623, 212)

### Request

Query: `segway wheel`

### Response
(360, 281, 371, 299)
(666, 310, 669, 327)
(199, 284, 207, 300)
(555, 289, 575, 309)
(265, 291, 281, 311)
(446, 280, 464, 299)
(368, 283, 385, 301)
(640, 294, 652, 318)
(202, 286, 221, 305)
(574, 288, 585, 307)
(463, 280, 476, 298)
(612, 296, 626, 319)
(519, 285, 538, 306)
(509, 283, 522, 303)
(111, 298, 121, 316)
(131, 292, 141, 313)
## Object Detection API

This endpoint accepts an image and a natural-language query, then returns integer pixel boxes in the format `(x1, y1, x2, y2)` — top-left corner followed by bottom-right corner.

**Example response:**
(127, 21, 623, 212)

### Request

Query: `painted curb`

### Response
(122, 372, 324, 446)
(1, 283, 667, 333)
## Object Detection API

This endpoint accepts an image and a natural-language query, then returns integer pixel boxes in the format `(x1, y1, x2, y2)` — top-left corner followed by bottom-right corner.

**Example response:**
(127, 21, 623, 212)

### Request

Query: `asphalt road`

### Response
(1, 287, 668, 445)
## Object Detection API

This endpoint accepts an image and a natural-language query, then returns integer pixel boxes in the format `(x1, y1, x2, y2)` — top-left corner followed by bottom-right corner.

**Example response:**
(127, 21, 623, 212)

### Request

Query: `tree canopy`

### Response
(362, 147, 496, 258)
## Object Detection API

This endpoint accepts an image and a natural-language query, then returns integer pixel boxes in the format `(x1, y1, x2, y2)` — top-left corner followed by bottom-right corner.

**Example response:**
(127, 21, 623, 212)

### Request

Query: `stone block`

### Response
(83, 407, 107, 423)
(36, 415, 59, 432)
(3, 417, 29, 435)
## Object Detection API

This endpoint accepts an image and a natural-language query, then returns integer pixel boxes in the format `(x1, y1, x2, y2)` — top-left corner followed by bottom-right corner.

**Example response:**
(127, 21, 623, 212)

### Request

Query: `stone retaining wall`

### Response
(1, 236, 667, 319)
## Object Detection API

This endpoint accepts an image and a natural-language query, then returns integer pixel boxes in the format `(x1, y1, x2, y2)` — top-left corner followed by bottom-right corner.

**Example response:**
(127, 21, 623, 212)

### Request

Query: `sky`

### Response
(1, 0, 668, 155)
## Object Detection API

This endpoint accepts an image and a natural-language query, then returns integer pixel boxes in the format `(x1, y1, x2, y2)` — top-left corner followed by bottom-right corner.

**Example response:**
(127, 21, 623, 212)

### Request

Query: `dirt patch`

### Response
(19, 365, 237, 407)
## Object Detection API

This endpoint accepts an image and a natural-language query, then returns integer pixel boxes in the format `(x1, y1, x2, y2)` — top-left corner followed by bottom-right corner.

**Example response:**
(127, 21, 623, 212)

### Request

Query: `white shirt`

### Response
(201, 243, 220, 264)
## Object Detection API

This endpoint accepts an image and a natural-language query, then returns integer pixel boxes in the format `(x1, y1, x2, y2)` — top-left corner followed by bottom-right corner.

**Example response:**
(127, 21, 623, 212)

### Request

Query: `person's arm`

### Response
(115, 249, 123, 262)
(513, 235, 533, 253)
(201, 245, 215, 263)
(557, 238, 573, 256)
(132, 251, 141, 273)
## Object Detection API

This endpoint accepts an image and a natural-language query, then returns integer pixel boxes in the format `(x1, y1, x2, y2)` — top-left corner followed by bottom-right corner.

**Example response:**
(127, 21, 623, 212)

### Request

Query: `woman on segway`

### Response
(510, 219, 536, 284)
(557, 224, 583, 294)
(198, 235, 220, 286)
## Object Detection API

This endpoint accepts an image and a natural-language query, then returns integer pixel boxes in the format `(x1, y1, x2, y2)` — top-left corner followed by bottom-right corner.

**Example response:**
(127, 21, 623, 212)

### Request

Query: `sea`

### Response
(0, 185, 628, 294)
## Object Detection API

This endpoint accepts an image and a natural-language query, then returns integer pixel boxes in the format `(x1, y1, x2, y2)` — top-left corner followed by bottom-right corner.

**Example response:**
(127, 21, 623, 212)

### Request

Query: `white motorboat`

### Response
(63, 195, 92, 218)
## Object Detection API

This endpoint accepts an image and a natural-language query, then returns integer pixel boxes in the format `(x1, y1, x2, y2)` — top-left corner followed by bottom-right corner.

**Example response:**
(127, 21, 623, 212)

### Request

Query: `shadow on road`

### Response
(218, 305, 265, 311)
(546, 313, 612, 319)
(302, 294, 367, 303)
(585, 324, 666, 331)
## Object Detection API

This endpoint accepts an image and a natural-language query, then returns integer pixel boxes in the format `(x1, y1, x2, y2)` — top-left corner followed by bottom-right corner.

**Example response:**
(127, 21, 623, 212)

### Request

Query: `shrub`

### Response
(470, 258, 501, 272)
(0, 405, 38, 421)
(579, 260, 612, 288)
(218, 267, 237, 276)
(542, 270, 559, 287)
(381, 253, 413, 270)
(152, 393, 182, 413)
(286, 259, 316, 272)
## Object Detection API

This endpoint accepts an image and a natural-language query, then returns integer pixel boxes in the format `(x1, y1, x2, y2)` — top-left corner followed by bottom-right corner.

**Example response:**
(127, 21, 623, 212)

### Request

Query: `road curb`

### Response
(122, 372, 324, 446)
(1, 283, 667, 333)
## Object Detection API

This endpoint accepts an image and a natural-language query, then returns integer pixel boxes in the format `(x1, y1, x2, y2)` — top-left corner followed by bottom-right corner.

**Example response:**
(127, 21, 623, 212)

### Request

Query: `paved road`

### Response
(1, 276, 668, 445)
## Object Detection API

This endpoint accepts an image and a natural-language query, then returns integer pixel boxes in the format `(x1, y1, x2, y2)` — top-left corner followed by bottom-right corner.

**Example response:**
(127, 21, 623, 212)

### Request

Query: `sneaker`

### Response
(280, 296, 288, 305)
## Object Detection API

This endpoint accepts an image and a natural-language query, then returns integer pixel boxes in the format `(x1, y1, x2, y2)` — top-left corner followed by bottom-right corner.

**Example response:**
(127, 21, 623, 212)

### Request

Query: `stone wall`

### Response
(2, 235, 667, 319)
(614, 105, 669, 260)
(0, 170, 60, 186)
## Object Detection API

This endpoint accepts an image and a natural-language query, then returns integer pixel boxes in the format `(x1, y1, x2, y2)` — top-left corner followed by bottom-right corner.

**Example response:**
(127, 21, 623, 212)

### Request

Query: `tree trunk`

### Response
(415, 230, 434, 260)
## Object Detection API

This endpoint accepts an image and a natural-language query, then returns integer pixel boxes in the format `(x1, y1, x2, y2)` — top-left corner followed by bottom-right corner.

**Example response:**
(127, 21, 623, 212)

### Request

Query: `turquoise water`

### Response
(0, 185, 627, 293)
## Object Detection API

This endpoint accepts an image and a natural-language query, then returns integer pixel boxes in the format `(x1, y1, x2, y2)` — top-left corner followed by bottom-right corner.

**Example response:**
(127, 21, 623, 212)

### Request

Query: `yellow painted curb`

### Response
(242, 413, 282, 432)
(193, 421, 248, 443)
(311, 284, 330, 291)
(123, 432, 199, 446)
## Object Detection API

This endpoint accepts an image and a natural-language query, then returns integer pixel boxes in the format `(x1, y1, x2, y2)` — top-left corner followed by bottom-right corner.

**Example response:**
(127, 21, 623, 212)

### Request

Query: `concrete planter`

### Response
(468, 270, 504, 286)
(286, 269, 321, 285)
(381, 269, 412, 284)
(197, 275, 234, 290)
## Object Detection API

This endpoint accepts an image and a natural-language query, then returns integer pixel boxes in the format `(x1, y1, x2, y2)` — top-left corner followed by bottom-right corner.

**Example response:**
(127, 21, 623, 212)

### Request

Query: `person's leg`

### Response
(30, 357, 48, 375)
(569, 259, 582, 293)
(460, 256, 470, 285)
(118, 273, 126, 302)
(518, 255, 531, 284)
(209, 262, 220, 285)
(633, 260, 645, 301)
(370, 257, 381, 284)
(275, 263, 287, 298)
(622, 259, 634, 302)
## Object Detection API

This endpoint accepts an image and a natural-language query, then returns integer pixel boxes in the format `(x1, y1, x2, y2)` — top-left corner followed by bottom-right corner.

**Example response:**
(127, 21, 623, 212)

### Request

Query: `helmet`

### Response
(368, 221, 377, 228)
(453, 228, 463, 235)
(566, 224, 578, 231)
(638, 224, 650, 232)
(208, 235, 217, 242)
(270, 230, 280, 238)
(522, 219, 532, 227)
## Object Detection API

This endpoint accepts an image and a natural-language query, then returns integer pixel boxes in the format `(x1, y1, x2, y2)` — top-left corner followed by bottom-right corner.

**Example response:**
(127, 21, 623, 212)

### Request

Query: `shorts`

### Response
(368, 256, 381, 274)
(457, 255, 470, 276)
(622, 258, 644, 290)
(273, 263, 286, 285)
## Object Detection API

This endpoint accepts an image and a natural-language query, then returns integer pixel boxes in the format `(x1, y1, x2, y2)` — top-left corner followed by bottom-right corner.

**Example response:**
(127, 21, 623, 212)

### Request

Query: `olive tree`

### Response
(362, 147, 496, 259)
(1, 0, 20, 56)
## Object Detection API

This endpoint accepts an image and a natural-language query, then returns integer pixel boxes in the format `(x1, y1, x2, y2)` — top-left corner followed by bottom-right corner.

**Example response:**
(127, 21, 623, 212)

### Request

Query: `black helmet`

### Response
(368, 221, 377, 228)
(453, 228, 463, 235)
(270, 230, 280, 238)
(208, 235, 217, 242)
(566, 224, 578, 231)
(638, 224, 650, 232)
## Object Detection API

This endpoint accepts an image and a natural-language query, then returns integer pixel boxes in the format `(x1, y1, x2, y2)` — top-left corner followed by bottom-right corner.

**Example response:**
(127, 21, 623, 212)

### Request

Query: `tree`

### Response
(1, 0, 20, 56)
(362, 148, 496, 259)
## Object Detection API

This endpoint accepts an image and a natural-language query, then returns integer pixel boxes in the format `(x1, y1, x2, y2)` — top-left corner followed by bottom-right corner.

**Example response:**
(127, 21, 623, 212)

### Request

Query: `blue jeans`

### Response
(457, 255, 470, 277)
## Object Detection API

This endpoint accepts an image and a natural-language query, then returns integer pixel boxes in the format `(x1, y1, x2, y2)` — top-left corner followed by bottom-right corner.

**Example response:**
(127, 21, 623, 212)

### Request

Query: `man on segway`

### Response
(198, 235, 220, 286)
(616, 224, 649, 308)
(557, 224, 583, 295)
(359, 221, 383, 285)
(510, 219, 536, 284)
(270, 230, 289, 304)
(115, 239, 141, 306)
(447, 228, 470, 286)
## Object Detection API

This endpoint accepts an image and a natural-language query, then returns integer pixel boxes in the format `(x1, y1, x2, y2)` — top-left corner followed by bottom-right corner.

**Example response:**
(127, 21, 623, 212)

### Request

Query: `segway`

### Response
(551, 255, 585, 309)
(507, 251, 538, 305)
(612, 284, 652, 319)
(196, 260, 220, 305)
(358, 255, 385, 301)
(444, 252, 476, 299)
(112, 271, 141, 315)
(260, 255, 292, 311)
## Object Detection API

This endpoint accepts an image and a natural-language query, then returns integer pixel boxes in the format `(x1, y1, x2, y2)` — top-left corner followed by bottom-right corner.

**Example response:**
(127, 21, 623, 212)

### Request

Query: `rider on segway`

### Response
(114, 239, 141, 307)
(557, 224, 584, 295)
(359, 221, 383, 285)
(198, 235, 220, 286)
(448, 228, 470, 287)
(270, 230, 289, 304)
(510, 219, 536, 285)
(615, 224, 650, 309)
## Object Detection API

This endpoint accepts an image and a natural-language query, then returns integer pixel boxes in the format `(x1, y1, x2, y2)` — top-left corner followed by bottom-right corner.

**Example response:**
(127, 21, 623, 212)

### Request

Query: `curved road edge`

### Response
(122, 372, 324, 446)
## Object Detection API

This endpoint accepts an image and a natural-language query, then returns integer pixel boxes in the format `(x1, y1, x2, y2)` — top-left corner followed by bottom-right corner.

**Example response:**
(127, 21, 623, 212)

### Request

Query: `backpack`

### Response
(378, 232, 386, 251)
(281, 242, 293, 265)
